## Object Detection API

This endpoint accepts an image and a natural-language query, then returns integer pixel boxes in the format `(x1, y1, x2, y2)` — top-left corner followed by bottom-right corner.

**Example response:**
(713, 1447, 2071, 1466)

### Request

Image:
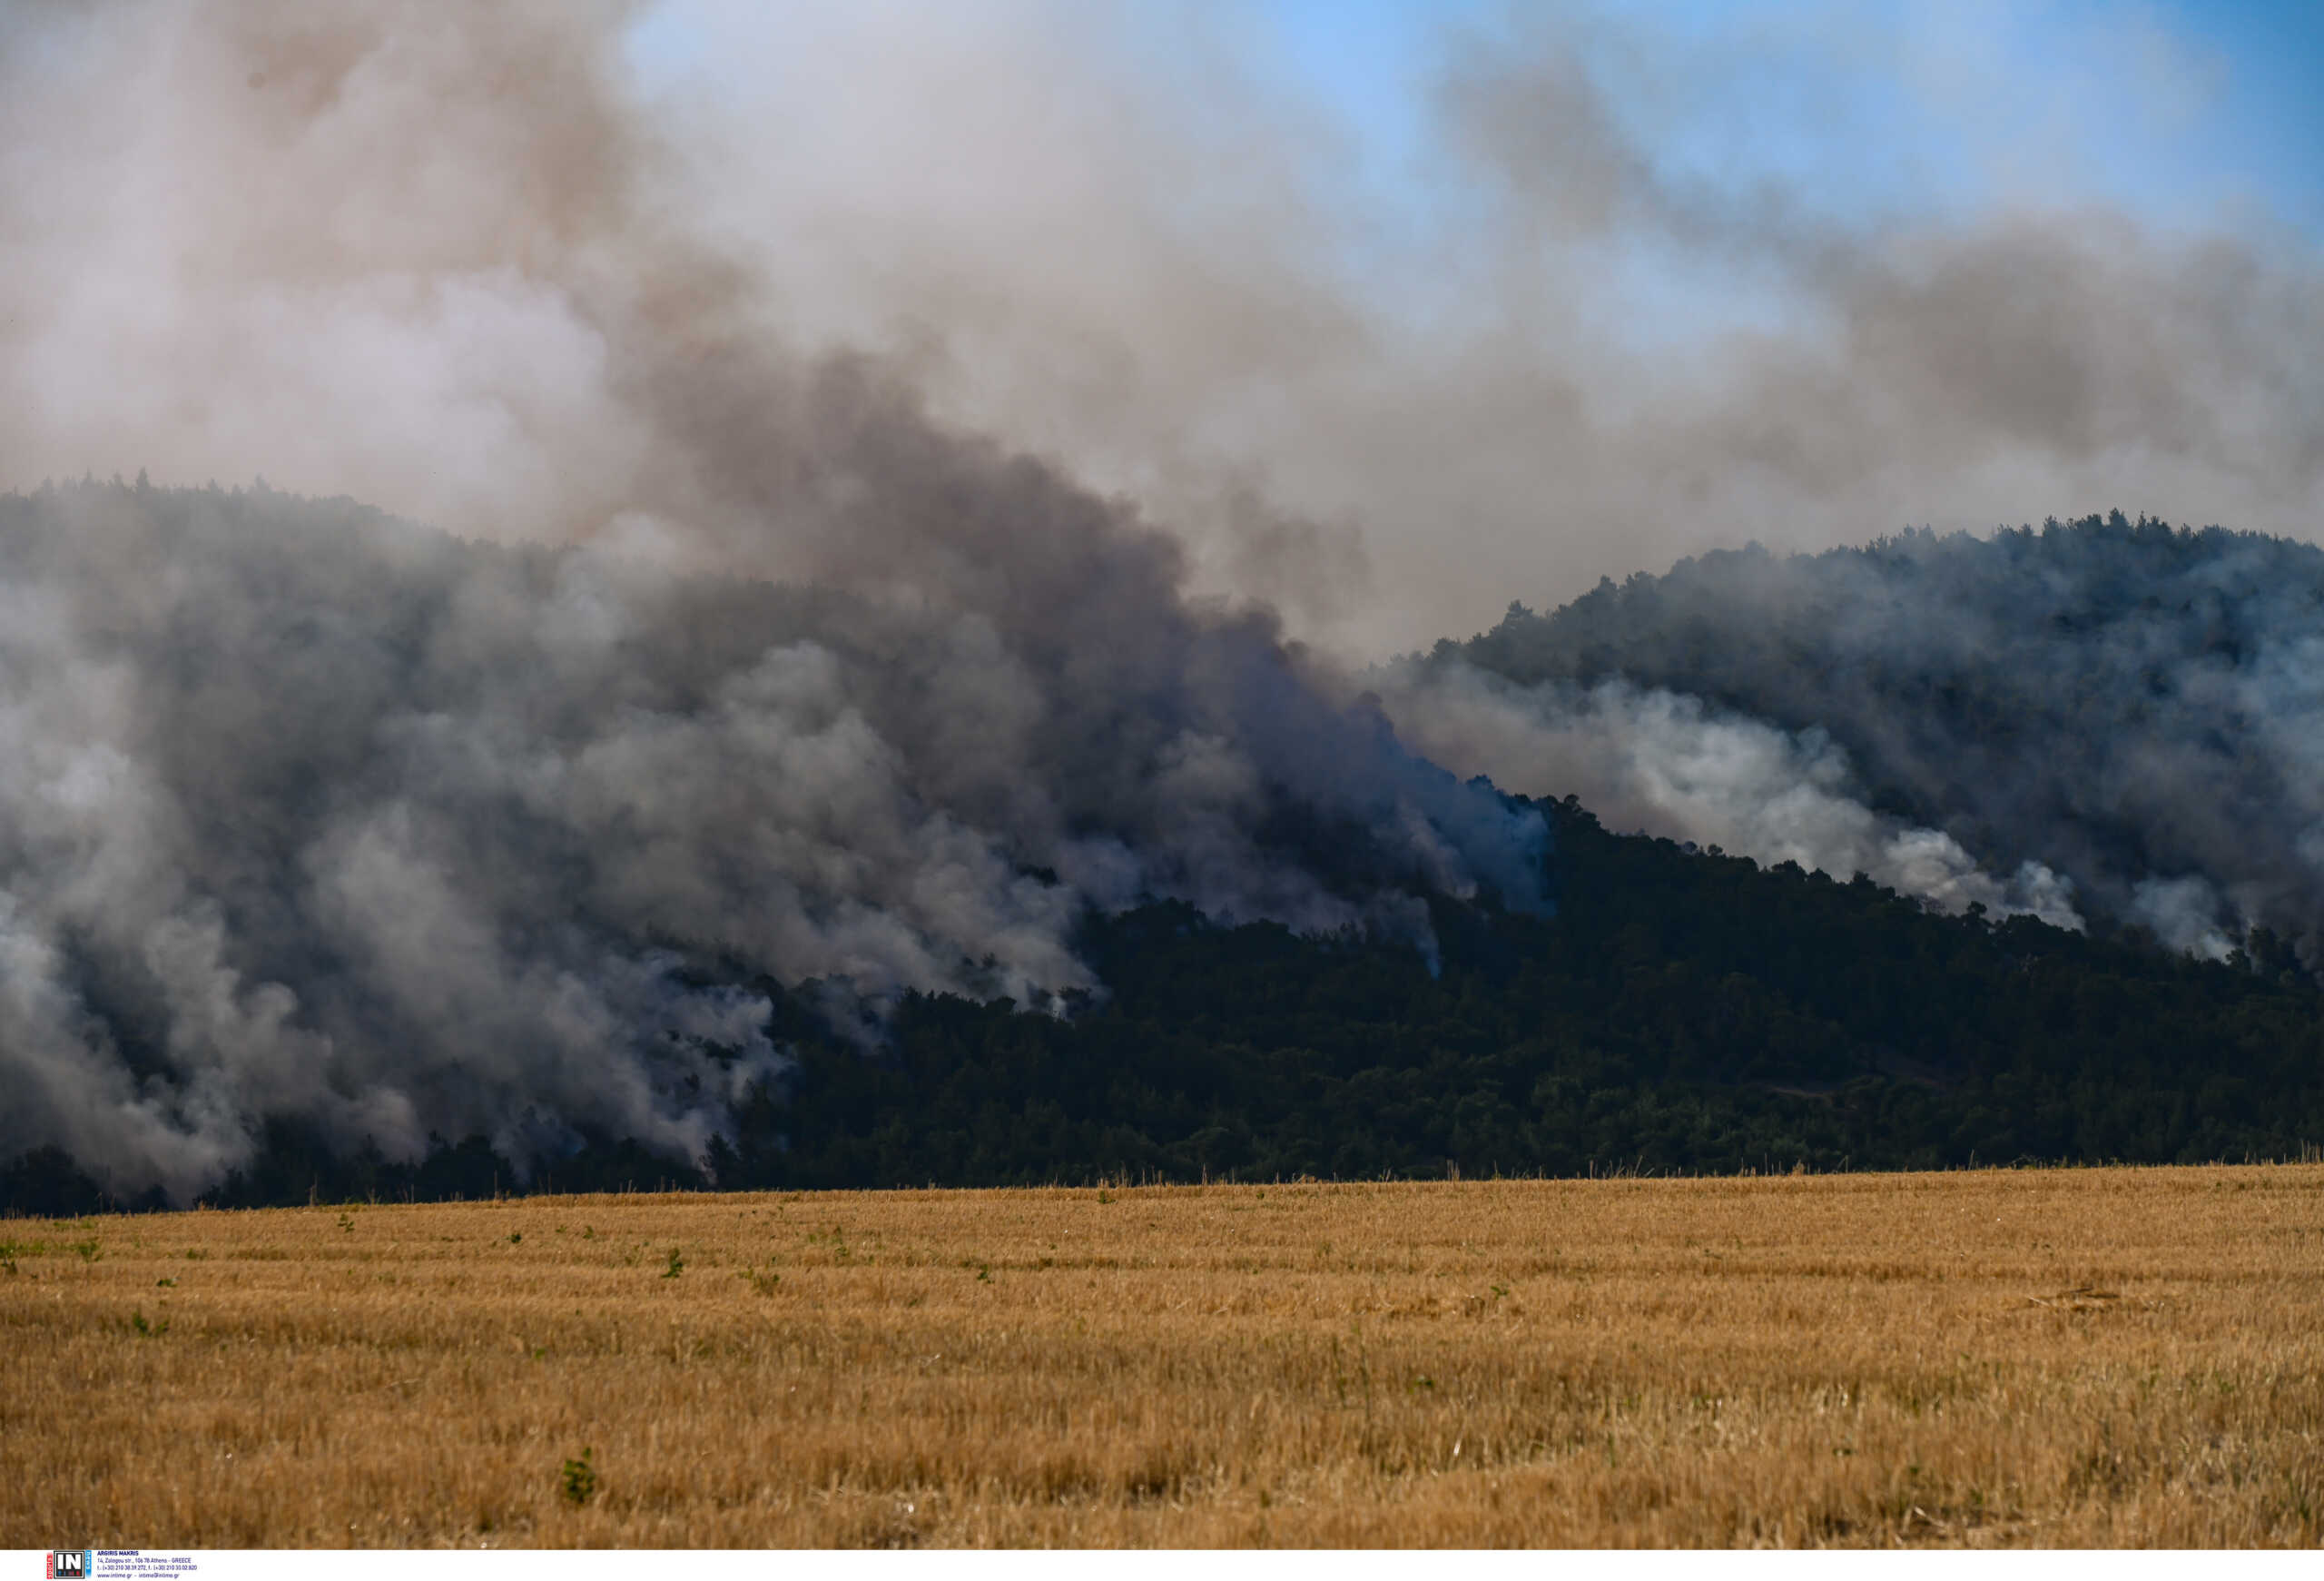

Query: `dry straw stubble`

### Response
(4, 1166, 2321, 1546)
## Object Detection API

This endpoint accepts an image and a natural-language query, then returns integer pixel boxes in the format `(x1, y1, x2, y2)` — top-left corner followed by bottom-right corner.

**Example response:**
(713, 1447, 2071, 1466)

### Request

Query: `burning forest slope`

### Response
(1415, 515, 2324, 966)
(0, 479, 1541, 1208)
(6, 486, 2324, 1216)
(10, 797, 2323, 1212)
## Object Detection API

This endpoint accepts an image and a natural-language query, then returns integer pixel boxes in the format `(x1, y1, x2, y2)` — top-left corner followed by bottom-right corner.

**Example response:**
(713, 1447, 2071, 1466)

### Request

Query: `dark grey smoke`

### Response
(0, 2, 1562, 1199)
(0, 475, 1542, 1201)
(1410, 516, 2324, 967)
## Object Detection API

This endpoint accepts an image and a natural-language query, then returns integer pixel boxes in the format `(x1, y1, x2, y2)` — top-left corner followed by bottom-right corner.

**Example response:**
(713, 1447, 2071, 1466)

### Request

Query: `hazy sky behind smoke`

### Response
(1, 0, 2318, 653)
(615, 0, 2324, 647)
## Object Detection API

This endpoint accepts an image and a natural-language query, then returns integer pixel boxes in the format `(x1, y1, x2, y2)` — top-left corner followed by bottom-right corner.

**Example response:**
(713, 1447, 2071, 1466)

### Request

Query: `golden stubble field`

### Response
(4, 1166, 2321, 1547)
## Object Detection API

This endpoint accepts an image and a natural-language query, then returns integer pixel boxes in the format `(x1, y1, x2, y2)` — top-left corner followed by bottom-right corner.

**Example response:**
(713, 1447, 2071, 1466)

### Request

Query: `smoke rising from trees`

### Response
(0, 3, 1545, 1198)
(0, 479, 1543, 1201)
(1374, 663, 2083, 932)
(0, 4, 2317, 1196)
(1417, 519, 2324, 968)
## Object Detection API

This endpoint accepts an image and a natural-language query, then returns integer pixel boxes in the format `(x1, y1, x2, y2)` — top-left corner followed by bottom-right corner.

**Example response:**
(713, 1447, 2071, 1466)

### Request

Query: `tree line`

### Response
(9, 795, 2319, 1212)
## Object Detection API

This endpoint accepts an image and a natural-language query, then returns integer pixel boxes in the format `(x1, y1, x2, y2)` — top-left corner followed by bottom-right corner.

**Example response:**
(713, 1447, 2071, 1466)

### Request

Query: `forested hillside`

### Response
(733, 801, 2324, 1190)
(1428, 514, 2324, 965)
(11, 796, 2317, 1211)
(10, 495, 2324, 1215)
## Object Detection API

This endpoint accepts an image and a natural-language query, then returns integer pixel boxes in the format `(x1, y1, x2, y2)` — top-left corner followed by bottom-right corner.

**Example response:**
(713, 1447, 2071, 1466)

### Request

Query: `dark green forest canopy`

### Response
(11, 796, 2318, 1212)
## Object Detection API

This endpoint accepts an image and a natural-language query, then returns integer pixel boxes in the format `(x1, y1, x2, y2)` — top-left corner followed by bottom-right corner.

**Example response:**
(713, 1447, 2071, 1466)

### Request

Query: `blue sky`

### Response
(1239, 0, 2322, 237)
(624, 1, 2322, 321)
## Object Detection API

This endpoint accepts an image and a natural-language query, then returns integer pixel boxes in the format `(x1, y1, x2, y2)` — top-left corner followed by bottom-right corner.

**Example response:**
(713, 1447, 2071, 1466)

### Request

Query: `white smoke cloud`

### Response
(1375, 661, 2083, 929)
(2129, 875, 2236, 962)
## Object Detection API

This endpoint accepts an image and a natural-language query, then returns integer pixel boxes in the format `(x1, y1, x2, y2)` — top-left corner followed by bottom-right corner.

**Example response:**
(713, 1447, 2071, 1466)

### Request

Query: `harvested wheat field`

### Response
(5, 1166, 2323, 1547)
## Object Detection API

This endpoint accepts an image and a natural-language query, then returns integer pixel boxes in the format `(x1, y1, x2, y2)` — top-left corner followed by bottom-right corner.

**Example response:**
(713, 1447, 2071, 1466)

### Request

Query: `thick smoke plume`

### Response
(625, 4, 2324, 650)
(0, 479, 1541, 1202)
(1375, 663, 2082, 931)
(0, 4, 1543, 1200)
(4, 5, 2317, 652)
